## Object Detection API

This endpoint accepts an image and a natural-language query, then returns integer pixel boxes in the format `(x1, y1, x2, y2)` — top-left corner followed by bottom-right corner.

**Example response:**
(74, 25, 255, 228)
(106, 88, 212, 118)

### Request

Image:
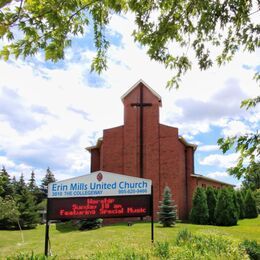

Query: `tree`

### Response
(241, 162, 260, 191)
(190, 187, 208, 225)
(236, 190, 245, 219)
(215, 188, 238, 226)
(40, 167, 56, 198)
(206, 186, 217, 225)
(28, 171, 42, 204)
(17, 189, 39, 229)
(0, 166, 14, 198)
(244, 189, 258, 219)
(218, 132, 260, 180)
(158, 186, 177, 227)
(1, 0, 259, 181)
(0, 1, 259, 87)
(254, 189, 260, 214)
(28, 171, 37, 192)
(0, 195, 20, 229)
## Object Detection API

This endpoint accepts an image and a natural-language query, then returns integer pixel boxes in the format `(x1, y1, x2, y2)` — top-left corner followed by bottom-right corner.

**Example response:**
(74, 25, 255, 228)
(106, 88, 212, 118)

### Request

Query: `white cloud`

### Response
(199, 153, 239, 168)
(206, 171, 229, 179)
(198, 145, 219, 152)
(222, 120, 253, 137)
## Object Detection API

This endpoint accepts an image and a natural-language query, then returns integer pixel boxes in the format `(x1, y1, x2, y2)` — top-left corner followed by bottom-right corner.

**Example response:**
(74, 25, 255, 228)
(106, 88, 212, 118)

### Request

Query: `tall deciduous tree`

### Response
(0, 1, 259, 87)
(0, 195, 20, 229)
(190, 187, 208, 225)
(0, 1, 259, 181)
(158, 186, 177, 227)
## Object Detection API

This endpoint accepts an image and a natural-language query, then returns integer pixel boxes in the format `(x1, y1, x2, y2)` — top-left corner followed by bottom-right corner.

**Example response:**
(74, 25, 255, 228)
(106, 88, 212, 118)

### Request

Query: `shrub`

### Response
(175, 228, 192, 245)
(78, 218, 103, 230)
(240, 240, 260, 260)
(175, 230, 248, 259)
(158, 186, 177, 227)
(190, 187, 209, 224)
(237, 190, 245, 219)
(6, 251, 56, 259)
(154, 241, 170, 259)
(215, 188, 238, 226)
(244, 190, 258, 218)
(206, 186, 217, 224)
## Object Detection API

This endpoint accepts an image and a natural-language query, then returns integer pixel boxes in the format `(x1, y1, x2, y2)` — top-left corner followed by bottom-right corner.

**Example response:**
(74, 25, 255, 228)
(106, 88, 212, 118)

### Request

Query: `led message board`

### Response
(48, 195, 151, 220)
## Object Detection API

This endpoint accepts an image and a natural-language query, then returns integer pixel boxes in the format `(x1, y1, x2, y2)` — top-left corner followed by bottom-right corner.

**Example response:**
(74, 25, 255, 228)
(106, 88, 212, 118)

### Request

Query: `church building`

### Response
(86, 80, 233, 219)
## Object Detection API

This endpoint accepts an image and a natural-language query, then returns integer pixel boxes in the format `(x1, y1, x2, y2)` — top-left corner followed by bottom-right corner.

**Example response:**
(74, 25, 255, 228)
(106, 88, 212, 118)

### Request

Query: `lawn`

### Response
(0, 217, 259, 259)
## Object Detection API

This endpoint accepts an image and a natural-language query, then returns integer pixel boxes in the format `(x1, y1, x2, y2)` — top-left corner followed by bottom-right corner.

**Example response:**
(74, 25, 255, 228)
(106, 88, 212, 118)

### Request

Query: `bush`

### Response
(206, 186, 217, 224)
(78, 218, 103, 230)
(174, 229, 248, 259)
(237, 190, 245, 219)
(240, 240, 260, 260)
(190, 187, 209, 224)
(244, 190, 258, 218)
(6, 251, 56, 259)
(175, 228, 192, 245)
(215, 188, 238, 226)
(154, 241, 170, 259)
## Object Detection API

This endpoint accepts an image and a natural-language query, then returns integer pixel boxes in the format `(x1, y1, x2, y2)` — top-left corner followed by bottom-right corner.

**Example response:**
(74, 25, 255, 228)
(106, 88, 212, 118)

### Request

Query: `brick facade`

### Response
(86, 80, 233, 220)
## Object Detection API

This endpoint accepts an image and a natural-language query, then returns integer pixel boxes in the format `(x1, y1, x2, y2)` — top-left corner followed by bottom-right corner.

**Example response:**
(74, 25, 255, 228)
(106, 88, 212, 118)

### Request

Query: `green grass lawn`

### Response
(0, 217, 259, 259)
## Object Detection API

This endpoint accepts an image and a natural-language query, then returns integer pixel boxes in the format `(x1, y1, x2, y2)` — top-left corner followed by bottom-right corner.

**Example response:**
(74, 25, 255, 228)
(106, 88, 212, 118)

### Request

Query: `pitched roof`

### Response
(121, 79, 162, 106)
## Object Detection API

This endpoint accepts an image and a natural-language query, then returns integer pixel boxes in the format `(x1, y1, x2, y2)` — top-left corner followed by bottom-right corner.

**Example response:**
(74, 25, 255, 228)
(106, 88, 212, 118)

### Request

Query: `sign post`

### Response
(44, 171, 153, 256)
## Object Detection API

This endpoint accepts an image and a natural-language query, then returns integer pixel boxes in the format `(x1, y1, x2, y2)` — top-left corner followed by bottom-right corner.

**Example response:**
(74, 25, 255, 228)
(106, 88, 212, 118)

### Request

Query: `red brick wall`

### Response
(102, 126, 124, 174)
(90, 148, 100, 172)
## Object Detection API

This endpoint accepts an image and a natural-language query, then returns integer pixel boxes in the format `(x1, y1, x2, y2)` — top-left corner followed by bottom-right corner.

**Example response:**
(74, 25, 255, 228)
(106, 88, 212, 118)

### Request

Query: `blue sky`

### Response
(0, 13, 259, 188)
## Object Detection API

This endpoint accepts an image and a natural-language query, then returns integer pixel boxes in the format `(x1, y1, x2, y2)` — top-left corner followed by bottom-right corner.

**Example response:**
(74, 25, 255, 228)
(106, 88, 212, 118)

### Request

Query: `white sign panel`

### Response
(48, 171, 152, 198)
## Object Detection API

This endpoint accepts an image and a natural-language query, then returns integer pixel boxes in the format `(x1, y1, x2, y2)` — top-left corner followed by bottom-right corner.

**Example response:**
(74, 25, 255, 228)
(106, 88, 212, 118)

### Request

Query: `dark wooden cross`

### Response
(131, 84, 152, 178)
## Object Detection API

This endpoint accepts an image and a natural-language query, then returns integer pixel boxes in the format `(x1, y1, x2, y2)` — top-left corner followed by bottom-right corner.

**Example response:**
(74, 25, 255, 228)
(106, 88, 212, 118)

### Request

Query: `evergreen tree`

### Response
(244, 190, 258, 218)
(230, 188, 240, 221)
(28, 171, 42, 204)
(236, 190, 245, 219)
(0, 166, 14, 198)
(215, 188, 238, 226)
(40, 167, 56, 198)
(28, 171, 37, 192)
(190, 187, 209, 225)
(206, 186, 217, 225)
(16, 185, 39, 229)
(158, 186, 177, 227)
(16, 173, 26, 194)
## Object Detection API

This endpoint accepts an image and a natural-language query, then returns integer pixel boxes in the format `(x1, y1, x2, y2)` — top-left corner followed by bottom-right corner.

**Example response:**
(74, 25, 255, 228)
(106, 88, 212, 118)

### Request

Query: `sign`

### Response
(48, 195, 151, 220)
(48, 171, 152, 198)
(45, 171, 154, 256)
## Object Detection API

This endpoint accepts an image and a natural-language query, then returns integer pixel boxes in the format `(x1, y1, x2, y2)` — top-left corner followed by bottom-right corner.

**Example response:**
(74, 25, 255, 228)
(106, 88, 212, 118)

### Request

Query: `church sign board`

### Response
(45, 171, 153, 255)
(47, 171, 152, 220)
